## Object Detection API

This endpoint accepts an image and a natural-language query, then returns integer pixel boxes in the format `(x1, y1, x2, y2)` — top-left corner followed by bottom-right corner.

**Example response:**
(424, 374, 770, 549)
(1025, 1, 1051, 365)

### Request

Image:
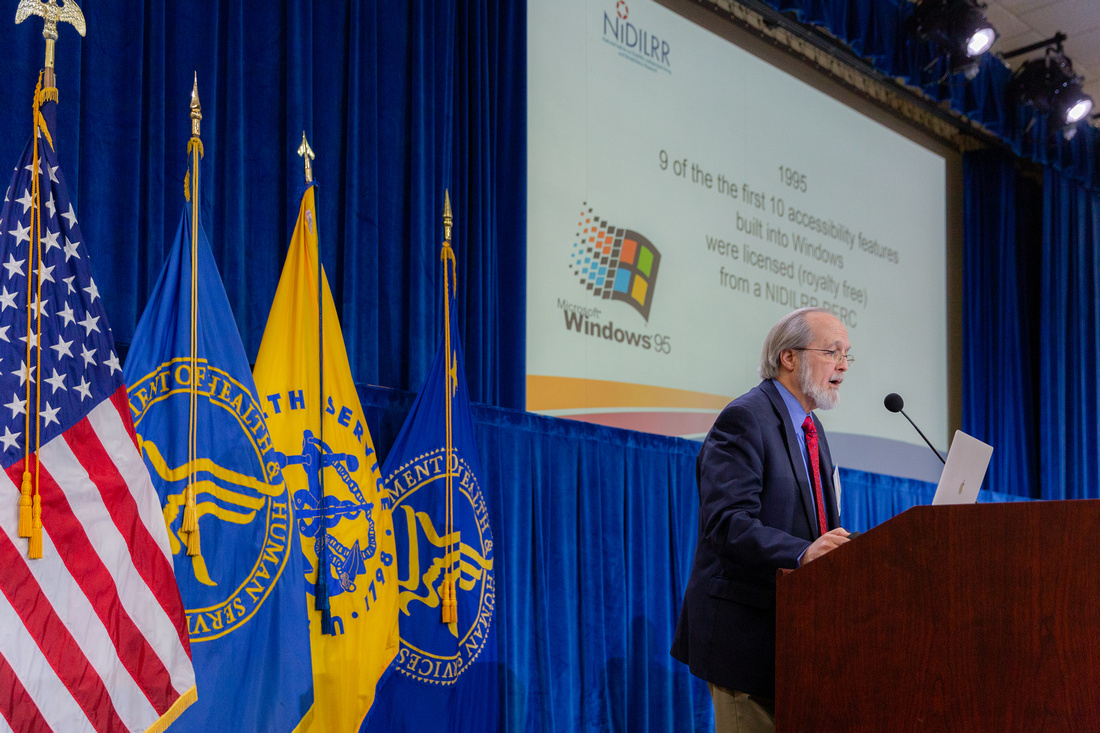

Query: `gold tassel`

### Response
(181, 485, 198, 532)
(186, 524, 201, 557)
(18, 471, 32, 537)
(442, 575, 457, 624)
(28, 494, 42, 559)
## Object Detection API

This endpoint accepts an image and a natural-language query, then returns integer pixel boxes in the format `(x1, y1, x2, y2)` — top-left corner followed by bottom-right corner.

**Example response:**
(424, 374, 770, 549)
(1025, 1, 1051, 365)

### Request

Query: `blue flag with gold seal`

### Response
(363, 227, 499, 732)
(123, 201, 313, 731)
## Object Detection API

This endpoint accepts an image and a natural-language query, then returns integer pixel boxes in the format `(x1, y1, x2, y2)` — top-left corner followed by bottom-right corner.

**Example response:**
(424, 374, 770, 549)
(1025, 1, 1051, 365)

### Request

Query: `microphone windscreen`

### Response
(884, 393, 904, 413)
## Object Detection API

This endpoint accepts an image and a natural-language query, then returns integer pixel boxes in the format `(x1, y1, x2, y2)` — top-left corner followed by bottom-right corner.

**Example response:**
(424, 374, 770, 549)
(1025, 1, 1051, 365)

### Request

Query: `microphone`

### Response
(883, 393, 945, 465)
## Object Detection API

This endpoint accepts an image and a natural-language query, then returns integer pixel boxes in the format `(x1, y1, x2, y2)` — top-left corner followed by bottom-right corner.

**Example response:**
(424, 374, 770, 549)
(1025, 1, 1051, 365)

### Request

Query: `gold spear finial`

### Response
(185, 74, 204, 202)
(297, 132, 315, 184)
(443, 189, 453, 246)
(190, 73, 202, 138)
(15, 0, 87, 96)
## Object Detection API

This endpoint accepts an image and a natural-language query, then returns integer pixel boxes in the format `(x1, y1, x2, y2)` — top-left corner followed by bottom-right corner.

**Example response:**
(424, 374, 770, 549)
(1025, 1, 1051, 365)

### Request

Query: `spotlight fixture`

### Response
(904, 0, 998, 80)
(1005, 33, 1094, 136)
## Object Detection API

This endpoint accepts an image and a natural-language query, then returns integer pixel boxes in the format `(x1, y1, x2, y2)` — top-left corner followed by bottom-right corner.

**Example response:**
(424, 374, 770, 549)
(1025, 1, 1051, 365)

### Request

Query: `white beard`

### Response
(799, 356, 840, 411)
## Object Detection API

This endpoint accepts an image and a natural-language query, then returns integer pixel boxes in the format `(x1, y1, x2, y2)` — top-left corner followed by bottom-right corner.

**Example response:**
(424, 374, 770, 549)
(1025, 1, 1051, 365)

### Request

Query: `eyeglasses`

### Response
(793, 348, 854, 365)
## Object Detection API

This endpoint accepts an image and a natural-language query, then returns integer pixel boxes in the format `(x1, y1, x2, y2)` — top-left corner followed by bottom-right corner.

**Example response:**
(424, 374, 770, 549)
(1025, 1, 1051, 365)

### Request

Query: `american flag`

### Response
(0, 106, 196, 731)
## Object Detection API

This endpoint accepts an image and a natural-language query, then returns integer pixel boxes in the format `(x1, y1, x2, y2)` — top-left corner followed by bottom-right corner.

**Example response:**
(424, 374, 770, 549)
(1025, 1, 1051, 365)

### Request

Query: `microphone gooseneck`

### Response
(883, 393, 946, 465)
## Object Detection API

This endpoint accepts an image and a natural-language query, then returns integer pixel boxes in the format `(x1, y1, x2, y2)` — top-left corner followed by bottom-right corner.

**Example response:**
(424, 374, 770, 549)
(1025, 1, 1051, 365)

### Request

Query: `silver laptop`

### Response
(931, 430, 994, 505)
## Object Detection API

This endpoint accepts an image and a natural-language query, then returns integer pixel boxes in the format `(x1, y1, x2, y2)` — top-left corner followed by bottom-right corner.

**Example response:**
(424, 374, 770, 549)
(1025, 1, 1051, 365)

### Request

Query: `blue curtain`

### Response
(963, 151, 1100, 500)
(0, 0, 525, 408)
(961, 151, 1042, 498)
(359, 386, 714, 732)
(1039, 168, 1100, 499)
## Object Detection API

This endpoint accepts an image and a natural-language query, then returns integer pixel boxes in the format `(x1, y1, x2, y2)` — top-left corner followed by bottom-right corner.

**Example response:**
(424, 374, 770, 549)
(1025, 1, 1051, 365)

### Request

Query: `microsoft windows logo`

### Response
(569, 204, 661, 322)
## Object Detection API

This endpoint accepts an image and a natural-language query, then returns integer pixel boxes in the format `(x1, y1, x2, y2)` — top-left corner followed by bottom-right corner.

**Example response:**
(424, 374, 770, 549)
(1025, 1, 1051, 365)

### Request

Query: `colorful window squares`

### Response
(621, 238, 637, 264)
(570, 208, 660, 322)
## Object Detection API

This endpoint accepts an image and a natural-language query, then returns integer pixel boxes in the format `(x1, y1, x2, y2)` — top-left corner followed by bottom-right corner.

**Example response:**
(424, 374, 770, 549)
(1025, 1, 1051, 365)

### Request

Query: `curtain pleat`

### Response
(963, 151, 1100, 501)
(961, 151, 1042, 498)
(1039, 169, 1100, 500)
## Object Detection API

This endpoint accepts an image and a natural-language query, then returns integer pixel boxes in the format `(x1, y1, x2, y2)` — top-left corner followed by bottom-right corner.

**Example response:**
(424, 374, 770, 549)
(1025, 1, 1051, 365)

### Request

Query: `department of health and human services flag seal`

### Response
(262, 389, 392, 621)
(129, 358, 293, 641)
(385, 446, 494, 685)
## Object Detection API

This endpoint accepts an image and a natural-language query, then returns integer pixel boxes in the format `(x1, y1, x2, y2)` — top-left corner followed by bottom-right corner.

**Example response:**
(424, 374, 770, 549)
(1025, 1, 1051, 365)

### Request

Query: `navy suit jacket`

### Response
(670, 379, 839, 698)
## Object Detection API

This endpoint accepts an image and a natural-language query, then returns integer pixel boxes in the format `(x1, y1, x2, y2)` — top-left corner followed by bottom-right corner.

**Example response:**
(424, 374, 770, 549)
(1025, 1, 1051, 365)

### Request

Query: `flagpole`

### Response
(182, 74, 204, 556)
(441, 190, 457, 625)
(13, 0, 87, 559)
(21, 74, 44, 557)
(299, 133, 333, 634)
(28, 74, 47, 559)
(14, 0, 87, 101)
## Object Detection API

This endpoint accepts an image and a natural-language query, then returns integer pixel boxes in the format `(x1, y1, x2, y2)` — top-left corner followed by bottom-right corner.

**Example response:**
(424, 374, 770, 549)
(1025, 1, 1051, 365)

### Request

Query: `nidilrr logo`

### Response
(570, 204, 661, 321)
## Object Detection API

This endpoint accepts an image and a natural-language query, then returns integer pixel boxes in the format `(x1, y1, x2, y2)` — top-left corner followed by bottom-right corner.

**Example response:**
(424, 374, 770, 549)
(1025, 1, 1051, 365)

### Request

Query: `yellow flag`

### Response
(253, 185, 399, 731)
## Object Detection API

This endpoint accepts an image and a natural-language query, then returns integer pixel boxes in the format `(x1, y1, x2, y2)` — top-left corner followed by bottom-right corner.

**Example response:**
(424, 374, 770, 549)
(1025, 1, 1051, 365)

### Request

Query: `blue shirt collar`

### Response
(772, 378, 811, 429)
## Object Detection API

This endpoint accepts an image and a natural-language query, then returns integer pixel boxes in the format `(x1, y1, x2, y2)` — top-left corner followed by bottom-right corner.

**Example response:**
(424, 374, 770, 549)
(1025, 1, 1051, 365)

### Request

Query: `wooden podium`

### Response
(775, 500, 1100, 732)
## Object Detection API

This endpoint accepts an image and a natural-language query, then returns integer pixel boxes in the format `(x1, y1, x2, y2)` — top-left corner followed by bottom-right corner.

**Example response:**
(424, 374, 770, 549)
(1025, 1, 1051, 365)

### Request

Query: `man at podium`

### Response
(671, 307, 854, 733)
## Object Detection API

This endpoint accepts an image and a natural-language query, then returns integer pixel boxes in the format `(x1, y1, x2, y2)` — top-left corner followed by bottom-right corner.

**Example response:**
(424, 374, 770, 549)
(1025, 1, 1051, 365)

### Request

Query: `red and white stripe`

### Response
(0, 387, 195, 732)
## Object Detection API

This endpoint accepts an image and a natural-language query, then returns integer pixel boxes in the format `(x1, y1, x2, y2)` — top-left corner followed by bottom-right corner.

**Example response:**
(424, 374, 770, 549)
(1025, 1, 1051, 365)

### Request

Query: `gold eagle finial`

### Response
(15, 0, 86, 40)
(15, 0, 86, 94)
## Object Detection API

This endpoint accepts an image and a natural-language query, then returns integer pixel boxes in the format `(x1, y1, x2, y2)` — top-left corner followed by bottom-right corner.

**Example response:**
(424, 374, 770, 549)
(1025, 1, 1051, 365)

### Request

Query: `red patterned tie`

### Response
(802, 415, 829, 536)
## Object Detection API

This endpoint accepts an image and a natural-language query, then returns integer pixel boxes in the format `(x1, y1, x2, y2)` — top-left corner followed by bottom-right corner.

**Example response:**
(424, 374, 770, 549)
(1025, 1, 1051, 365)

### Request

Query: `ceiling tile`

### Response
(994, 0, 1062, 15)
(1017, 0, 1100, 38)
(1063, 28, 1100, 71)
(1082, 80, 1100, 106)
(982, 3, 1031, 40)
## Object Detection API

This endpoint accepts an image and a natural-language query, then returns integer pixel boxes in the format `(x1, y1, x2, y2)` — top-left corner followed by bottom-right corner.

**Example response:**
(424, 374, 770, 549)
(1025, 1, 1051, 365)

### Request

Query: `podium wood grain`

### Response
(775, 500, 1100, 732)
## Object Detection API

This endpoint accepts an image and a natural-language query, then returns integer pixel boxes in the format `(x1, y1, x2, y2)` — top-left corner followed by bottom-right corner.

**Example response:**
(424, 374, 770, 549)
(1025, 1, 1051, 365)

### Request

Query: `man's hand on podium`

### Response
(800, 528, 852, 565)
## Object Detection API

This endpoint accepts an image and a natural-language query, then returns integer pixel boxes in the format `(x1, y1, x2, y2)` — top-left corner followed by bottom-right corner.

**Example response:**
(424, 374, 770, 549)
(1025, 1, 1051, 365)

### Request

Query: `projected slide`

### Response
(526, 0, 948, 459)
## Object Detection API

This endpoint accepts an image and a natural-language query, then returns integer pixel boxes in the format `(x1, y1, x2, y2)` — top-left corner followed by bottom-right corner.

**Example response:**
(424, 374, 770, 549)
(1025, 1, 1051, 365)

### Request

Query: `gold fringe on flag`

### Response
(145, 685, 198, 733)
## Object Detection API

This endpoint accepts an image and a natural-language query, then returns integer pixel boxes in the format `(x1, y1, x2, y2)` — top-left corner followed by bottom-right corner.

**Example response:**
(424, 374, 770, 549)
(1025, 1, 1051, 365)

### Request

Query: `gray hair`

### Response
(757, 307, 832, 379)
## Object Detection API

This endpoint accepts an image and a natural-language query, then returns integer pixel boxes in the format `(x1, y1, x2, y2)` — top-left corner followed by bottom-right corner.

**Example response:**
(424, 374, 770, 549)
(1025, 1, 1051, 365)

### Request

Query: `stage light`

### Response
(904, 0, 998, 78)
(1005, 34, 1094, 132)
(1063, 90, 1092, 124)
(967, 27, 996, 57)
